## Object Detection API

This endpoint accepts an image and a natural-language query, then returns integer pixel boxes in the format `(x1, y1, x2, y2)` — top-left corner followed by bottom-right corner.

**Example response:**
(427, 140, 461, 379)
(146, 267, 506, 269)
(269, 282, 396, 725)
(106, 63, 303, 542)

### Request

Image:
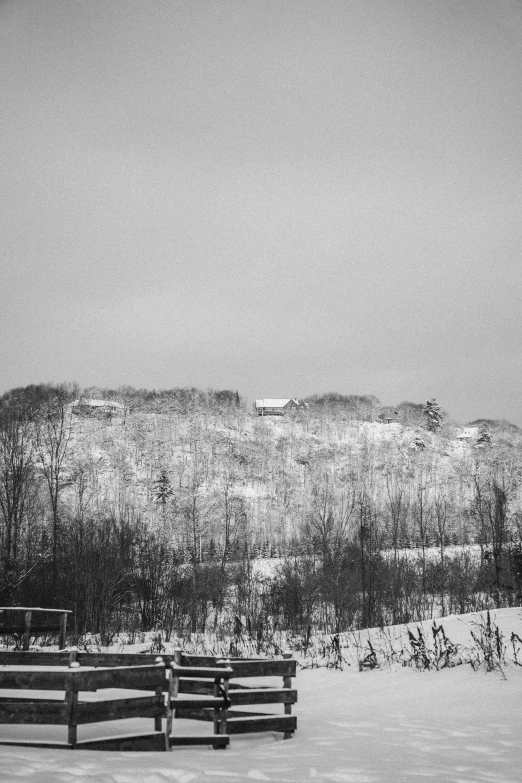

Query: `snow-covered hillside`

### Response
(62, 402, 522, 552)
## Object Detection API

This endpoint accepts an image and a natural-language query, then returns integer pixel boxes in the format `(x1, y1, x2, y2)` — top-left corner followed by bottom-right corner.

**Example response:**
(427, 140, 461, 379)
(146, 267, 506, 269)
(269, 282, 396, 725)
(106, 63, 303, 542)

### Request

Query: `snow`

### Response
(0, 610, 521, 782)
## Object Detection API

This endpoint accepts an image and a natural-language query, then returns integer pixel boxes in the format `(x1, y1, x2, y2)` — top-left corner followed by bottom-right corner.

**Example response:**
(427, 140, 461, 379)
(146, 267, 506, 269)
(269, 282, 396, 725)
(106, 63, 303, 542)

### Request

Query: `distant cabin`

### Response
(457, 426, 478, 441)
(69, 399, 125, 417)
(255, 399, 307, 416)
(378, 409, 401, 424)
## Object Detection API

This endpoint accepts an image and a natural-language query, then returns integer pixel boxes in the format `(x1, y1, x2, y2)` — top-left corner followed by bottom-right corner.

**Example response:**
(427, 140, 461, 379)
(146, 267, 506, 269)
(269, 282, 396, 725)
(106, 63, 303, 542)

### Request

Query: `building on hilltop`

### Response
(377, 407, 401, 424)
(457, 426, 478, 441)
(69, 399, 125, 417)
(255, 398, 307, 416)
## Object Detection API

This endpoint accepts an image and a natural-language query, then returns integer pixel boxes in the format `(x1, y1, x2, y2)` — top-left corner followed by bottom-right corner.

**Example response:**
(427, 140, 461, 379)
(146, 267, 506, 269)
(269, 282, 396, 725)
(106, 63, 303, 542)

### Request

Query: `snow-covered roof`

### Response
(457, 426, 478, 440)
(71, 399, 124, 409)
(256, 399, 295, 408)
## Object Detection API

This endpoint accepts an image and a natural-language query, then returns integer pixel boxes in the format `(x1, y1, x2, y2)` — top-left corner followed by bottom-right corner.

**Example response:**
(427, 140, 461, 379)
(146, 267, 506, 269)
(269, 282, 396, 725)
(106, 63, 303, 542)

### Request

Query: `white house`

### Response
(69, 399, 125, 416)
(255, 399, 307, 416)
(457, 426, 478, 441)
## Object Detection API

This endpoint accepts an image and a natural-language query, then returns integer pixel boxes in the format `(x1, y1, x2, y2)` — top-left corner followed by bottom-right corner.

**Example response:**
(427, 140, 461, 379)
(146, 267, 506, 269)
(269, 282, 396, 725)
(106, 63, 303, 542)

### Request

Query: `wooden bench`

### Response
(0, 607, 71, 651)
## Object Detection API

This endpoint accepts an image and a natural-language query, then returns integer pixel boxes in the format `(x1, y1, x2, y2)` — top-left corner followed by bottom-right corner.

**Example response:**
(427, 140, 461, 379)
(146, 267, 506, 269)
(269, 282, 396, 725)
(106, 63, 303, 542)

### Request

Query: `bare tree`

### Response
(385, 466, 410, 564)
(307, 473, 357, 631)
(180, 435, 210, 633)
(0, 392, 36, 600)
(411, 460, 433, 607)
(433, 477, 455, 616)
(34, 385, 75, 599)
(472, 458, 515, 606)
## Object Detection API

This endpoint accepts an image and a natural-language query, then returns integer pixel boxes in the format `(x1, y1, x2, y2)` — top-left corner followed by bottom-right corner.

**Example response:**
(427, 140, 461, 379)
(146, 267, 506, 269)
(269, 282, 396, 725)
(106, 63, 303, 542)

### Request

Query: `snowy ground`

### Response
(0, 610, 521, 782)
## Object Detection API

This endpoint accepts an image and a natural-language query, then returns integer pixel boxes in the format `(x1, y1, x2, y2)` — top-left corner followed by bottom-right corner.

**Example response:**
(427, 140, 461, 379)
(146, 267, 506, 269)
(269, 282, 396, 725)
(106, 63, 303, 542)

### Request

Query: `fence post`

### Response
(23, 611, 32, 651)
(172, 647, 182, 721)
(59, 612, 68, 650)
(282, 651, 293, 739)
(166, 647, 182, 750)
(154, 657, 165, 732)
(214, 658, 230, 746)
(165, 664, 175, 751)
(65, 673, 79, 748)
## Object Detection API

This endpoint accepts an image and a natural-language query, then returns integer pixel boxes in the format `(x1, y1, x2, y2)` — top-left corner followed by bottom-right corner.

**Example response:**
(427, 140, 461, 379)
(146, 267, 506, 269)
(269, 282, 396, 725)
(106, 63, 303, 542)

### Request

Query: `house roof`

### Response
(71, 399, 124, 409)
(255, 399, 295, 408)
(457, 426, 478, 440)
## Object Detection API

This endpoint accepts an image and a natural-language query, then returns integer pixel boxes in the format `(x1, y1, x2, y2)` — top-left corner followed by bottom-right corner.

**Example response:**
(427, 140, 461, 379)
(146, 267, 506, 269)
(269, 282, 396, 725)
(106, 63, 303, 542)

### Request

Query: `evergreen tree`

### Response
(476, 423, 493, 447)
(423, 399, 443, 432)
(153, 469, 174, 509)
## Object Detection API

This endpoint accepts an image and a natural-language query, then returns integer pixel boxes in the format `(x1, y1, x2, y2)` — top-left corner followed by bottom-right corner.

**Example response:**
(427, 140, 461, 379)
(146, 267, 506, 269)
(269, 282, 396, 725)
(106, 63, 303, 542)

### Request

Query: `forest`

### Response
(0, 383, 521, 649)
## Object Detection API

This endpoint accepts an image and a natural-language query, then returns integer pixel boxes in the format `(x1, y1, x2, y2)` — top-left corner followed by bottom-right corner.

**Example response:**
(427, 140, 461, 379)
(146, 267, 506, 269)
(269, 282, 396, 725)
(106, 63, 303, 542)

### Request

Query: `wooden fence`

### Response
(0, 649, 296, 751)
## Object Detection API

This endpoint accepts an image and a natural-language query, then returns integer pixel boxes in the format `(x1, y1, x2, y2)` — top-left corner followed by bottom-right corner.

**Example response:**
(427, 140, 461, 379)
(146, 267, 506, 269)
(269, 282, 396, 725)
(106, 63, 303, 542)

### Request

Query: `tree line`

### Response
(0, 383, 521, 645)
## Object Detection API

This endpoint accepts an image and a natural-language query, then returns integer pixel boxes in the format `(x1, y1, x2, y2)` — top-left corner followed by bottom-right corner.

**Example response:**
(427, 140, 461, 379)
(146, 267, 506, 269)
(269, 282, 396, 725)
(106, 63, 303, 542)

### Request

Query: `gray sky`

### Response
(1, 0, 521, 424)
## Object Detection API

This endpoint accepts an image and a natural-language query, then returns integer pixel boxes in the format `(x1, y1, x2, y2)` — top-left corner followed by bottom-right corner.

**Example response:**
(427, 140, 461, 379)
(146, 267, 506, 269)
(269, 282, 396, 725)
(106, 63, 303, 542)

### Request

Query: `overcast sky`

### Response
(1, 0, 521, 423)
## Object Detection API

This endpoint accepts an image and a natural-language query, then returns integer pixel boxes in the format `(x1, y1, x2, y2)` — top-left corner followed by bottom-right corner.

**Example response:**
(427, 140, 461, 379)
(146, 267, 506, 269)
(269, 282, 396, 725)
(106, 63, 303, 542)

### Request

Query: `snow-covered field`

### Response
(0, 609, 521, 783)
(251, 545, 484, 579)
